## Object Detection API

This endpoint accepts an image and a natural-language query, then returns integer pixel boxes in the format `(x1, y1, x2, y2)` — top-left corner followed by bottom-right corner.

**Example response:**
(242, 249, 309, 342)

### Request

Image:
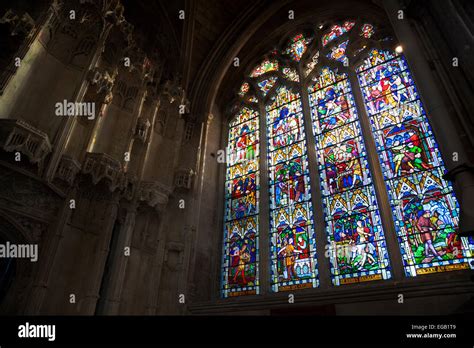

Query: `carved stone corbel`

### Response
(82, 152, 126, 192)
(137, 181, 172, 210)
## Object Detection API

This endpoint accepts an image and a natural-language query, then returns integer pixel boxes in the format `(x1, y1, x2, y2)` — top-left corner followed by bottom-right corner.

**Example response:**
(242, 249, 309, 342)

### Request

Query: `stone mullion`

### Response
(258, 102, 270, 295)
(347, 69, 404, 281)
(298, 66, 332, 289)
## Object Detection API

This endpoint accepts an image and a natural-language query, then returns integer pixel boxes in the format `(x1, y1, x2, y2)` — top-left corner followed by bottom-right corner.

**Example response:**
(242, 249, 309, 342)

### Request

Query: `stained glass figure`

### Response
(267, 86, 319, 291)
(322, 21, 355, 47)
(250, 59, 279, 78)
(357, 49, 474, 276)
(222, 107, 260, 297)
(308, 67, 392, 285)
(285, 34, 312, 62)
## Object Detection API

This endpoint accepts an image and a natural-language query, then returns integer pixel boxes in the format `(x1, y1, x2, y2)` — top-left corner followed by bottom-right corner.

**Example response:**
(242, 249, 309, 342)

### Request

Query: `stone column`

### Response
(383, 0, 474, 236)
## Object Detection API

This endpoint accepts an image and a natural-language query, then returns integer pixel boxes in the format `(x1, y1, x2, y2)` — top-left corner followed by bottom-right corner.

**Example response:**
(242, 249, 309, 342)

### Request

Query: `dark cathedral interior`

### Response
(0, 0, 473, 344)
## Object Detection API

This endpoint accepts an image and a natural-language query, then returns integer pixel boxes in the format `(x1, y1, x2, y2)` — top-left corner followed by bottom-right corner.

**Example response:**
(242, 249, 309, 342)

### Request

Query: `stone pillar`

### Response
(383, 0, 474, 236)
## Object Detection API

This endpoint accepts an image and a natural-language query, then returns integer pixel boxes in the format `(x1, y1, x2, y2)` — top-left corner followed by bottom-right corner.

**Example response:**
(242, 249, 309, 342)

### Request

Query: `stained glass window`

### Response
(282, 67, 299, 82)
(308, 67, 392, 285)
(250, 59, 279, 78)
(357, 49, 474, 276)
(222, 107, 260, 297)
(258, 76, 278, 96)
(360, 24, 375, 38)
(267, 86, 319, 291)
(285, 34, 312, 62)
(304, 51, 319, 77)
(223, 20, 473, 299)
(327, 40, 349, 66)
(239, 82, 250, 97)
(322, 21, 355, 47)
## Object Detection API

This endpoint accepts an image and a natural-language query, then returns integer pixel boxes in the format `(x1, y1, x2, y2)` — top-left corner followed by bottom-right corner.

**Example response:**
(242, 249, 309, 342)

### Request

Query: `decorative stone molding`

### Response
(55, 154, 81, 185)
(174, 168, 195, 190)
(0, 119, 52, 167)
(82, 152, 126, 192)
(137, 181, 172, 208)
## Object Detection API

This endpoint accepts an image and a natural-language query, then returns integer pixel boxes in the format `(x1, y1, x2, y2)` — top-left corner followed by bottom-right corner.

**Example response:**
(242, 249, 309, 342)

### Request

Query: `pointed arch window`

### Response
(221, 20, 474, 298)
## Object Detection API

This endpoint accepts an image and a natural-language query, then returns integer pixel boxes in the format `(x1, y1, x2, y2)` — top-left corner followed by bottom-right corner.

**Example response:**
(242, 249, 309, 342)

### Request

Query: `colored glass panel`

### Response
(222, 107, 260, 297)
(258, 76, 278, 96)
(267, 86, 319, 292)
(285, 34, 312, 62)
(327, 40, 349, 65)
(282, 67, 299, 82)
(239, 82, 250, 97)
(357, 49, 474, 276)
(304, 51, 319, 77)
(361, 24, 374, 38)
(322, 21, 355, 46)
(250, 59, 279, 77)
(308, 67, 392, 285)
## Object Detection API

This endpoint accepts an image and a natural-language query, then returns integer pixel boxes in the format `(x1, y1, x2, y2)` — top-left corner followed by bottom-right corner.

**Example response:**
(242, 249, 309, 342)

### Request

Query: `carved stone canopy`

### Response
(0, 119, 52, 167)
(55, 154, 81, 186)
(82, 152, 127, 192)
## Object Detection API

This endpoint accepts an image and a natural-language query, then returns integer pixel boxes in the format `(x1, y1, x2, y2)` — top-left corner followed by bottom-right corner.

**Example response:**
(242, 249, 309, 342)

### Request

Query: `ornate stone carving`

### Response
(137, 181, 172, 209)
(0, 10, 35, 37)
(0, 119, 52, 168)
(46, 0, 105, 67)
(174, 168, 195, 190)
(0, 167, 61, 218)
(134, 118, 151, 143)
(55, 154, 81, 185)
(161, 76, 188, 109)
(87, 67, 117, 106)
(82, 152, 126, 192)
